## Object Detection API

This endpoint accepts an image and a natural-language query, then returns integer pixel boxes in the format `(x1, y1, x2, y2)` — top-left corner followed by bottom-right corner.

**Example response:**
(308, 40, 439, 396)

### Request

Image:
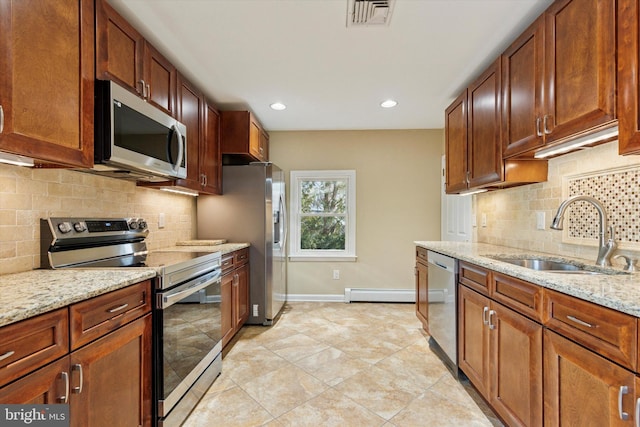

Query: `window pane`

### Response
(300, 216, 345, 250)
(300, 180, 347, 214)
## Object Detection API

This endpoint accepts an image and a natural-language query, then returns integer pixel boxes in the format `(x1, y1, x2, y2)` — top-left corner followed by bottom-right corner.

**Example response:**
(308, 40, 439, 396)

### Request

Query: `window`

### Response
(289, 170, 356, 261)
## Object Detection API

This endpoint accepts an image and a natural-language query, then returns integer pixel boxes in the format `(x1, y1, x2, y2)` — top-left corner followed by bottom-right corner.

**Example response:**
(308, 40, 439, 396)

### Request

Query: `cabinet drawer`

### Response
(492, 272, 542, 322)
(416, 247, 428, 265)
(234, 248, 249, 266)
(459, 262, 491, 296)
(0, 309, 69, 388)
(70, 280, 151, 350)
(543, 289, 637, 371)
(221, 254, 234, 274)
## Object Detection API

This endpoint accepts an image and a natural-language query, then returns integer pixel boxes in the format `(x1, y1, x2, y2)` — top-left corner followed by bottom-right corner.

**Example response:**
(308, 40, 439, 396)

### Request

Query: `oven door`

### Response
(155, 268, 222, 420)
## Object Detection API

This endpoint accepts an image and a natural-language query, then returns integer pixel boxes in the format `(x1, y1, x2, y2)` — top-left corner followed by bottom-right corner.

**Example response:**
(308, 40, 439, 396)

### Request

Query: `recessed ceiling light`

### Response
(270, 102, 287, 111)
(380, 99, 398, 108)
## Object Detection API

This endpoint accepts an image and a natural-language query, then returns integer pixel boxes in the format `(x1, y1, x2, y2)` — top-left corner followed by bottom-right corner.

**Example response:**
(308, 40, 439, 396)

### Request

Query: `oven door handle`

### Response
(158, 270, 220, 309)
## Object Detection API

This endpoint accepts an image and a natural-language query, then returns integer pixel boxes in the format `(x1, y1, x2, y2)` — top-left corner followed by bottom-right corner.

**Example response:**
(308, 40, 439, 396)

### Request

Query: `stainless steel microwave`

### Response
(93, 80, 187, 182)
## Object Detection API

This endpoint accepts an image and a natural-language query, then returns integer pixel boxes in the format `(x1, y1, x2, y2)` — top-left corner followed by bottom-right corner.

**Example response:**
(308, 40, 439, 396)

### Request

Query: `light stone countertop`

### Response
(0, 268, 157, 328)
(155, 242, 250, 255)
(416, 241, 640, 317)
(0, 242, 249, 329)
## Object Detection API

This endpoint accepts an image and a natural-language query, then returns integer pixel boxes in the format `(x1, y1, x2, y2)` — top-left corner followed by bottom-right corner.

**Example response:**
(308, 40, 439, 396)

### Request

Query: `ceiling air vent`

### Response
(347, 0, 395, 27)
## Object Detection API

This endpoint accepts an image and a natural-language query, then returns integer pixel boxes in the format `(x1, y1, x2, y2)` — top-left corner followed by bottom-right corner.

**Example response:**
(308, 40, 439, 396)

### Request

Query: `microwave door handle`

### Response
(171, 124, 184, 174)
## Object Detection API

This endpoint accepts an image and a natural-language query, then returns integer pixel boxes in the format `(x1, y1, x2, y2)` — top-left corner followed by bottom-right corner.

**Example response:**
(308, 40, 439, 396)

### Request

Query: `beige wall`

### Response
(475, 141, 640, 263)
(0, 164, 196, 275)
(270, 129, 444, 298)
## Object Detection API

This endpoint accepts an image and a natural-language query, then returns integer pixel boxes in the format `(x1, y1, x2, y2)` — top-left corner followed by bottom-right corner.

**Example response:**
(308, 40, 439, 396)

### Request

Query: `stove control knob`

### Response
(57, 222, 72, 234)
(128, 219, 139, 230)
(73, 222, 87, 233)
(138, 220, 147, 230)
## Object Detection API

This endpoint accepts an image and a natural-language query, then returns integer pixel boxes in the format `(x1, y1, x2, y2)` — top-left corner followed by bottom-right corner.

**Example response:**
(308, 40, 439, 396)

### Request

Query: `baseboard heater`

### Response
(344, 288, 415, 303)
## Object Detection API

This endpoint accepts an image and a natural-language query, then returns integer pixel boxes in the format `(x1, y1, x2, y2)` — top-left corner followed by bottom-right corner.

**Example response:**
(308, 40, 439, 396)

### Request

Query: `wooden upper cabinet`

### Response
(221, 111, 270, 164)
(174, 74, 204, 191)
(0, 0, 94, 168)
(96, 0, 176, 116)
(618, 0, 640, 155)
(445, 90, 468, 193)
(468, 58, 503, 188)
(543, 0, 616, 144)
(502, 16, 545, 158)
(202, 102, 222, 194)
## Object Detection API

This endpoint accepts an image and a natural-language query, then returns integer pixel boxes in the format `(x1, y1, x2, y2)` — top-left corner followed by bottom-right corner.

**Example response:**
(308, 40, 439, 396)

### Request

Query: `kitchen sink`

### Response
(487, 256, 628, 275)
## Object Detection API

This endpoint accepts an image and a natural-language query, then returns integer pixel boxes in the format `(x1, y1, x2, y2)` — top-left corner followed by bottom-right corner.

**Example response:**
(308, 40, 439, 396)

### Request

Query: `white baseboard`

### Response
(286, 294, 345, 302)
(344, 288, 415, 303)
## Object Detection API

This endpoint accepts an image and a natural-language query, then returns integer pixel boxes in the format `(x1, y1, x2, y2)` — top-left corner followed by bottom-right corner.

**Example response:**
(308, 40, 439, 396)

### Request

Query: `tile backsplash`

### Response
(565, 166, 640, 244)
(475, 141, 640, 264)
(0, 164, 196, 275)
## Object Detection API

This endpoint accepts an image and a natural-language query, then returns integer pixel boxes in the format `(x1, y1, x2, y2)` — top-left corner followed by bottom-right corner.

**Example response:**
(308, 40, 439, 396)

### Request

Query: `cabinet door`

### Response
(201, 102, 222, 195)
(445, 90, 469, 193)
(249, 120, 263, 161)
(95, 0, 144, 96)
(543, 0, 616, 143)
(234, 263, 250, 329)
(0, 0, 94, 168)
(502, 16, 545, 158)
(618, 0, 640, 155)
(458, 285, 490, 397)
(143, 42, 176, 116)
(0, 358, 69, 404)
(415, 259, 428, 332)
(175, 74, 204, 191)
(70, 314, 152, 427)
(490, 301, 542, 427)
(221, 272, 234, 348)
(544, 329, 635, 427)
(468, 58, 503, 188)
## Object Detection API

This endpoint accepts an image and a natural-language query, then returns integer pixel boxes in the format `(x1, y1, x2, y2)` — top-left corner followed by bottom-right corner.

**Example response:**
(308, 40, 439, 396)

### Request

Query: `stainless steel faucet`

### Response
(550, 195, 616, 266)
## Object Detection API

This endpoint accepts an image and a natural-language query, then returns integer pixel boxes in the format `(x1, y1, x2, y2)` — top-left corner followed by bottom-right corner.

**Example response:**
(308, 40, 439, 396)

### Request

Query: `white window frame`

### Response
(289, 170, 357, 262)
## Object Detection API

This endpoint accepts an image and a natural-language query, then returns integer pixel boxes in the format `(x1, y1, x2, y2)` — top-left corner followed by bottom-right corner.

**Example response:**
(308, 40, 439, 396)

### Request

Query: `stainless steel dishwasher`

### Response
(427, 250, 458, 374)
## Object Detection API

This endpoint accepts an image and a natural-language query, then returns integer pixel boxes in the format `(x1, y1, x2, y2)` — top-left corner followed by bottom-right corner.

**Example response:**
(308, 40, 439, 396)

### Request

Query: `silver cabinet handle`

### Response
(482, 307, 489, 326)
(0, 105, 4, 134)
(58, 371, 69, 403)
(72, 364, 84, 394)
(0, 350, 15, 362)
(535, 117, 542, 137)
(619, 385, 629, 420)
(488, 310, 497, 330)
(146, 84, 151, 100)
(138, 80, 146, 97)
(107, 303, 129, 314)
(543, 115, 552, 134)
(566, 315, 593, 328)
(635, 397, 640, 427)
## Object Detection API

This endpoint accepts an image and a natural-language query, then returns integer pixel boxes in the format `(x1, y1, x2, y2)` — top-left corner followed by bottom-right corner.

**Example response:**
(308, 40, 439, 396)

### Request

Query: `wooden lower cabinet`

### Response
(70, 314, 151, 427)
(544, 329, 636, 427)
(459, 284, 542, 427)
(0, 314, 151, 426)
(415, 247, 428, 331)
(221, 249, 250, 347)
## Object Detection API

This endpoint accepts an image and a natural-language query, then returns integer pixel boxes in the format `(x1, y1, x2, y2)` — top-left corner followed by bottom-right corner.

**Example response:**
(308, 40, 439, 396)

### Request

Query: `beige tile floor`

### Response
(184, 302, 502, 427)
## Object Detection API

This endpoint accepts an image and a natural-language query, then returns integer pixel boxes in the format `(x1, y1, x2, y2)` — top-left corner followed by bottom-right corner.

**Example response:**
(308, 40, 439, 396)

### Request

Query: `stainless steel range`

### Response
(40, 217, 222, 427)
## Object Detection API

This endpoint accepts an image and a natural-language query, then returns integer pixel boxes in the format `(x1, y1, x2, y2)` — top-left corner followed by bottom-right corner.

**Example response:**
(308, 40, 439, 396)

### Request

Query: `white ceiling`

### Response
(108, 0, 554, 131)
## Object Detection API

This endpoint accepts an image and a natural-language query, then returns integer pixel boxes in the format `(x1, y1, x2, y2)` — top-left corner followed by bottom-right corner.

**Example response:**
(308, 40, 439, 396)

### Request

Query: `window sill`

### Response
(288, 256, 357, 262)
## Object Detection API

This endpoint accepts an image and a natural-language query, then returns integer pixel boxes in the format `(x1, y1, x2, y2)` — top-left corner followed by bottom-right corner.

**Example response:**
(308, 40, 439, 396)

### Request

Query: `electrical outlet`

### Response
(481, 213, 487, 228)
(333, 270, 340, 280)
(253, 304, 259, 317)
(158, 213, 165, 229)
(472, 214, 477, 227)
(536, 211, 545, 230)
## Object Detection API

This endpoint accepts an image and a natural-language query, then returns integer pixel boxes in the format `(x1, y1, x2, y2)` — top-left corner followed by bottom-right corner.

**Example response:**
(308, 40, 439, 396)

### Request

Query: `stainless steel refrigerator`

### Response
(197, 162, 287, 325)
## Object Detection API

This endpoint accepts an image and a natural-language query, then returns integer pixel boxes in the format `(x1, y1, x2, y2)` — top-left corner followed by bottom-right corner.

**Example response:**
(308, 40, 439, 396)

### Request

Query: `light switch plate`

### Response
(481, 213, 487, 227)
